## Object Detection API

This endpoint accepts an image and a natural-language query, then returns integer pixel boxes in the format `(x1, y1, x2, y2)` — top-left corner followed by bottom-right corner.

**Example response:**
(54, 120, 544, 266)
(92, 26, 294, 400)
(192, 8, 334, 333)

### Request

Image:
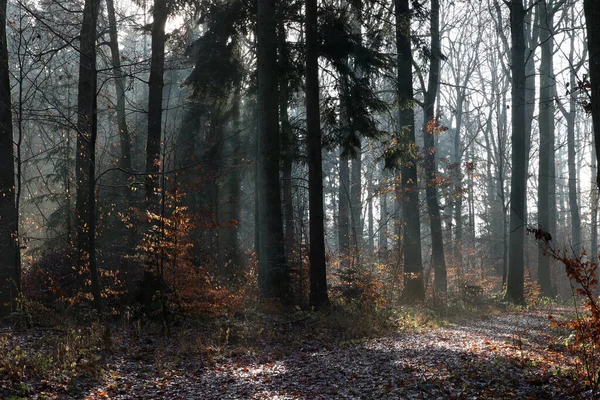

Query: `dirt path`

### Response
(72, 309, 584, 400)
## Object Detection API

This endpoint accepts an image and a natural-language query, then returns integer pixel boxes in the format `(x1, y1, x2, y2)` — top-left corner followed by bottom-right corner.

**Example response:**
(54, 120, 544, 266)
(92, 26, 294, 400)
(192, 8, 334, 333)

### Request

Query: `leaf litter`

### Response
(0, 309, 588, 399)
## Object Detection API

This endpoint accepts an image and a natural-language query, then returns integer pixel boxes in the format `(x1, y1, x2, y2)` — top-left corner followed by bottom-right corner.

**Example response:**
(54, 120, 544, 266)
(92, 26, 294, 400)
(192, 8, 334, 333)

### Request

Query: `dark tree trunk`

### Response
(505, 0, 527, 304)
(583, 0, 600, 191)
(75, 0, 102, 312)
(422, 0, 446, 297)
(396, 0, 424, 302)
(306, 0, 328, 309)
(278, 20, 295, 260)
(0, 0, 18, 317)
(257, 0, 290, 301)
(145, 0, 168, 210)
(584, 0, 600, 189)
(537, 0, 556, 297)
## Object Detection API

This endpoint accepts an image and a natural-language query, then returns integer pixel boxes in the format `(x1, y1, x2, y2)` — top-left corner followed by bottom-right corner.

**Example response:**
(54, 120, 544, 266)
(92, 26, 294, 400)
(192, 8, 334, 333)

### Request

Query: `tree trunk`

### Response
(453, 95, 464, 264)
(367, 178, 375, 260)
(0, 0, 18, 317)
(584, 0, 600, 189)
(592, 132, 598, 258)
(422, 0, 446, 297)
(505, 0, 527, 304)
(278, 21, 295, 261)
(145, 0, 168, 210)
(339, 152, 350, 268)
(218, 75, 243, 285)
(350, 150, 362, 264)
(257, 0, 290, 301)
(75, 0, 102, 312)
(306, 0, 328, 309)
(537, 0, 555, 297)
(396, 0, 424, 302)
(106, 0, 131, 172)
(379, 183, 388, 263)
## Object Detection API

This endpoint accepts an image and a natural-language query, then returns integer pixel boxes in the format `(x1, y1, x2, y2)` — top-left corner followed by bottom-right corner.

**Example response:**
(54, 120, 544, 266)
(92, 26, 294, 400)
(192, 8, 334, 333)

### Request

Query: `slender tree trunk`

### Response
(145, 0, 168, 210)
(422, 0, 446, 297)
(350, 150, 362, 264)
(592, 132, 598, 258)
(379, 183, 388, 263)
(566, 64, 581, 260)
(505, 0, 527, 304)
(367, 179, 374, 259)
(278, 21, 295, 261)
(306, 0, 328, 309)
(257, 0, 290, 301)
(453, 95, 464, 264)
(75, 0, 102, 312)
(106, 0, 131, 172)
(396, 0, 424, 302)
(339, 152, 350, 268)
(0, 0, 18, 317)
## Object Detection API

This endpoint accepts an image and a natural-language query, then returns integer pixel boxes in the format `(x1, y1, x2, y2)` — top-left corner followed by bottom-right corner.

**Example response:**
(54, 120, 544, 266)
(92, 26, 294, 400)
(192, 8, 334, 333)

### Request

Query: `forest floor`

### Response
(0, 306, 592, 399)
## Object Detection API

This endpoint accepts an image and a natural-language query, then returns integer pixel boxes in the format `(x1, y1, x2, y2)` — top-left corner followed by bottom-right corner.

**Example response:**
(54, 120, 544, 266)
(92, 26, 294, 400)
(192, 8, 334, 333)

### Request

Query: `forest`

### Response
(1, 0, 600, 398)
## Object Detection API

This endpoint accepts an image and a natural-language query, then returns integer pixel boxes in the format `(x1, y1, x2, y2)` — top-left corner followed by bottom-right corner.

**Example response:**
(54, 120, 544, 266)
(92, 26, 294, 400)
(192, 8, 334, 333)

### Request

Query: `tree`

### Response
(256, 0, 290, 301)
(306, 0, 328, 309)
(75, 0, 102, 311)
(584, 1, 600, 190)
(505, 0, 527, 304)
(0, 0, 18, 317)
(106, 0, 132, 173)
(421, 0, 446, 298)
(145, 0, 168, 210)
(537, 0, 557, 297)
(396, 0, 424, 302)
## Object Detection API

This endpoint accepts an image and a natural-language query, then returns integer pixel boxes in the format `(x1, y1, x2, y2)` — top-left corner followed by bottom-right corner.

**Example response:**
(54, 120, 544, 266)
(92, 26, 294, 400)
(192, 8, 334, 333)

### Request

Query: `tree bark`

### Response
(0, 0, 18, 317)
(106, 0, 131, 172)
(396, 0, 424, 302)
(378, 181, 388, 264)
(422, 0, 446, 297)
(257, 0, 290, 301)
(505, 0, 527, 304)
(278, 21, 295, 261)
(339, 152, 350, 268)
(306, 0, 328, 309)
(537, 0, 556, 297)
(145, 0, 168, 210)
(584, 1, 600, 189)
(75, 0, 102, 312)
(350, 150, 362, 263)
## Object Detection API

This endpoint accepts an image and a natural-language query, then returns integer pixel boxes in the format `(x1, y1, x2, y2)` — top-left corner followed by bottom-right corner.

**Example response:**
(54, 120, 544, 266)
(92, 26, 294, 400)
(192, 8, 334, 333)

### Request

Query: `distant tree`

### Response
(0, 0, 19, 317)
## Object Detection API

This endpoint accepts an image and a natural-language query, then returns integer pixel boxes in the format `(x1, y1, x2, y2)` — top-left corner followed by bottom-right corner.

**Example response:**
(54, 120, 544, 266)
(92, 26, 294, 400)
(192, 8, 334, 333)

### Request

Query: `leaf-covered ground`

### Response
(1, 309, 589, 399)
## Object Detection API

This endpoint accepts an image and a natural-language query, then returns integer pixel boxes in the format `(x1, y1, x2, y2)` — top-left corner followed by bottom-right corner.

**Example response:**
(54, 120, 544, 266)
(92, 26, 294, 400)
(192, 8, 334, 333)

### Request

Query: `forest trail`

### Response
(66, 309, 584, 400)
